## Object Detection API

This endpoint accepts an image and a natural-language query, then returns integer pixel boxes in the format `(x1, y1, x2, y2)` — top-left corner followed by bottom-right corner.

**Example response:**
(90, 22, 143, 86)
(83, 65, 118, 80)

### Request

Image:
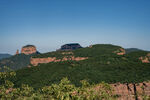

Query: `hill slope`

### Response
(12, 44, 150, 89)
(0, 54, 12, 60)
(125, 48, 144, 53)
(0, 54, 31, 70)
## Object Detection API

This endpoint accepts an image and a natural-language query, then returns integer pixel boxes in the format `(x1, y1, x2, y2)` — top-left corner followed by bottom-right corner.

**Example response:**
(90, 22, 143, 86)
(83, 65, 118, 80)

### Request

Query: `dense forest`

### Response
(10, 44, 150, 89)
(0, 68, 116, 100)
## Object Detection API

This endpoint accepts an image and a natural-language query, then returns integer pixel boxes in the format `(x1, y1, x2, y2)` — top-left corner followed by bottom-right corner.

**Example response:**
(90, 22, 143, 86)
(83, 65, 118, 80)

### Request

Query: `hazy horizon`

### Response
(0, 0, 150, 54)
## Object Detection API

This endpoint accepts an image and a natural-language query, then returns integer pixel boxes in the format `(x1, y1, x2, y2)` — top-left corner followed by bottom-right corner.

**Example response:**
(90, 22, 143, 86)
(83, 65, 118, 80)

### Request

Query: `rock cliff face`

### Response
(15, 49, 19, 55)
(94, 82, 150, 100)
(117, 48, 126, 55)
(139, 53, 150, 63)
(112, 82, 150, 100)
(21, 45, 37, 55)
(139, 57, 149, 63)
(30, 56, 88, 66)
(114, 48, 126, 55)
(118, 48, 125, 55)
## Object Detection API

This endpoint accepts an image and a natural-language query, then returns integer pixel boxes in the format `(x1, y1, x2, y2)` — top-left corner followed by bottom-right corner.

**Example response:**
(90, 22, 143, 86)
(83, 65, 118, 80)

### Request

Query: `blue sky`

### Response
(0, 0, 150, 54)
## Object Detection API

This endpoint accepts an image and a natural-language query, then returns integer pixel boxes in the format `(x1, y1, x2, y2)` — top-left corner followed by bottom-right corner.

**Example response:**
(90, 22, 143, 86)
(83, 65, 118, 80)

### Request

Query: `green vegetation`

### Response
(32, 51, 70, 59)
(0, 54, 32, 70)
(0, 68, 116, 100)
(33, 44, 121, 58)
(73, 44, 122, 57)
(125, 48, 144, 53)
(11, 44, 150, 89)
(1, 44, 150, 99)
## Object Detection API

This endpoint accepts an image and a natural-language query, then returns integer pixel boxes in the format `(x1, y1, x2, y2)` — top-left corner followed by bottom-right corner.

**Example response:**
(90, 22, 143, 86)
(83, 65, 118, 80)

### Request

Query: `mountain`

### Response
(0, 54, 12, 60)
(12, 44, 150, 89)
(21, 45, 39, 55)
(58, 43, 82, 51)
(125, 48, 143, 53)
(0, 45, 40, 70)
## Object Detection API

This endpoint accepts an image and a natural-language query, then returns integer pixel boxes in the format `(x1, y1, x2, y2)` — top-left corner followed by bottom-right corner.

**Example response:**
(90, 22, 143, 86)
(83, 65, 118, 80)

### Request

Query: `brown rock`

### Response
(139, 57, 150, 63)
(114, 48, 126, 55)
(94, 82, 150, 100)
(15, 49, 19, 55)
(117, 48, 126, 55)
(30, 56, 88, 66)
(30, 57, 57, 66)
(139, 53, 150, 63)
(61, 52, 73, 55)
(21, 45, 37, 55)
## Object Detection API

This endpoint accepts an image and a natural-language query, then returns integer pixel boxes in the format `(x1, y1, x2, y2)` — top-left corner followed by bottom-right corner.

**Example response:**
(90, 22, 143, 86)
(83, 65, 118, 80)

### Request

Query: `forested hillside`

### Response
(125, 48, 144, 53)
(11, 44, 150, 89)
(0, 54, 31, 70)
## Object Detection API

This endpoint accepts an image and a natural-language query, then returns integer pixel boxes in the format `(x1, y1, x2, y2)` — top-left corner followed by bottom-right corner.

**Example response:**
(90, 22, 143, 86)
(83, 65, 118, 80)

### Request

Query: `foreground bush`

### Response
(0, 68, 116, 100)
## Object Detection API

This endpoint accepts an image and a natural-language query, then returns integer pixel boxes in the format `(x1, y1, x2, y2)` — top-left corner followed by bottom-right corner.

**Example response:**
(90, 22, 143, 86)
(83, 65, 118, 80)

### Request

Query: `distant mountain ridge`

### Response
(125, 48, 144, 53)
(0, 44, 149, 71)
(0, 54, 12, 60)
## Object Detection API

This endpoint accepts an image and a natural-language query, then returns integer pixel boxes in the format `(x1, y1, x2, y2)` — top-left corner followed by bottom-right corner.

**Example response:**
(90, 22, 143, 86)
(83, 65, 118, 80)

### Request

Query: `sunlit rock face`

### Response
(139, 57, 149, 63)
(30, 56, 88, 66)
(113, 48, 126, 55)
(139, 53, 150, 63)
(21, 45, 37, 55)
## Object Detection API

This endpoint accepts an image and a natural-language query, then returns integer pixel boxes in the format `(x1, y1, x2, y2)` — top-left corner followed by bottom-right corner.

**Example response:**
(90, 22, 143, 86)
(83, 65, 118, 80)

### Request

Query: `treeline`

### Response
(0, 68, 116, 100)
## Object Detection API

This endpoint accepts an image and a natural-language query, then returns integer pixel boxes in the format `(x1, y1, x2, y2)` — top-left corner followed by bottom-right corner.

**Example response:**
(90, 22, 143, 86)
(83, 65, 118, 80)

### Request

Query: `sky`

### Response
(0, 0, 150, 54)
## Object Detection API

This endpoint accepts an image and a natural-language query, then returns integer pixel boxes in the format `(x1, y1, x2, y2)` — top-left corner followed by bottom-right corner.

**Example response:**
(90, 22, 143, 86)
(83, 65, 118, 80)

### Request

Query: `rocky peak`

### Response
(58, 43, 82, 51)
(21, 45, 37, 55)
(15, 49, 19, 55)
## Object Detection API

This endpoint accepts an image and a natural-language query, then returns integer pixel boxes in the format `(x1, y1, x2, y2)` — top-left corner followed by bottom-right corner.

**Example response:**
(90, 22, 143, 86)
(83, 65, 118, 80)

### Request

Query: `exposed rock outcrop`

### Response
(31, 57, 57, 66)
(139, 57, 149, 63)
(15, 49, 19, 55)
(21, 45, 37, 55)
(94, 82, 150, 100)
(30, 56, 88, 66)
(112, 82, 150, 100)
(61, 52, 73, 55)
(139, 53, 150, 63)
(114, 48, 126, 55)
